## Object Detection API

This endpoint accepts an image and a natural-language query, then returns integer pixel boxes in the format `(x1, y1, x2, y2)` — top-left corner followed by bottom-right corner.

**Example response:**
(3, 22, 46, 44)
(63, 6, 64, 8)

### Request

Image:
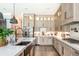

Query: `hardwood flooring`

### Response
(34, 45, 59, 56)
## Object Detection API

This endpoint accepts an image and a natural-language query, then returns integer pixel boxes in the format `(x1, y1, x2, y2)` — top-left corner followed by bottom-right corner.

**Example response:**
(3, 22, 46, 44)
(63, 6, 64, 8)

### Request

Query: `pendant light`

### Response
(10, 3, 18, 24)
(0, 12, 3, 19)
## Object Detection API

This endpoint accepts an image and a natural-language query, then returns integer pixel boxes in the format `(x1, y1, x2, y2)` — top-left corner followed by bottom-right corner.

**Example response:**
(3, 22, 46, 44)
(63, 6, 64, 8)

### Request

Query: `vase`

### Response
(0, 37, 7, 47)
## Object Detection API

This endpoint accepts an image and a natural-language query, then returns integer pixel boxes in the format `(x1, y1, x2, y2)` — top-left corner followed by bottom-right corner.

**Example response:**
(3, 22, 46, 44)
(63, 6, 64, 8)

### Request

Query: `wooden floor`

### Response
(34, 45, 59, 56)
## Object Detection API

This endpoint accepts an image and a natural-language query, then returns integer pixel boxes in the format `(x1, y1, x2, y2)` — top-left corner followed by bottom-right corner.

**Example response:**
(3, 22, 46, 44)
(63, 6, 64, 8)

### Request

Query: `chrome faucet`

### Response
(15, 27, 24, 42)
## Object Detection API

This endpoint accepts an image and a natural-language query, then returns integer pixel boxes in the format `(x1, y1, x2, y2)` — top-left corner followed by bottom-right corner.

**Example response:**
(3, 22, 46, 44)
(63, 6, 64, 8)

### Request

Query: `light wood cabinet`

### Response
(53, 38, 57, 49)
(61, 3, 73, 25)
(60, 3, 79, 32)
(63, 44, 72, 56)
(57, 41, 63, 55)
(73, 3, 79, 20)
(53, 38, 59, 52)
(71, 48, 79, 56)
(53, 38, 63, 56)
(53, 39, 72, 56)
(55, 40, 59, 52)
(24, 44, 33, 56)
(37, 36, 53, 45)
(35, 15, 54, 31)
(62, 3, 79, 25)
(64, 3, 73, 19)
(54, 3, 79, 32)
(53, 37, 79, 56)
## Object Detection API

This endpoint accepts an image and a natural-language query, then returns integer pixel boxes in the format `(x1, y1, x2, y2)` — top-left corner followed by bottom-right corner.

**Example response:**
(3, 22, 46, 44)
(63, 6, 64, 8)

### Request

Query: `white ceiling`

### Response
(0, 3, 60, 17)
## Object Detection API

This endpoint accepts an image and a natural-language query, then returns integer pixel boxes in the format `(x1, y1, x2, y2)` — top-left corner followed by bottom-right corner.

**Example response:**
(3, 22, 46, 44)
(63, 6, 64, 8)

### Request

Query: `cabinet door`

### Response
(67, 3, 73, 19)
(71, 48, 79, 56)
(64, 3, 73, 19)
(74, 3, 79, 20)
(37, 37, 40, 44)
(55, 40, 59, 52)
(39, 37, 45, 45)
(40, 37, 44, 45)
(37, 37, 43, 45)
(44, 37, 48, 45)
(53, 38, 57, 49)
(58, 41, 63, 55)
(45, 37, 53, 45)
(63, 44, 72, 56)
(48, 37, 53, 45)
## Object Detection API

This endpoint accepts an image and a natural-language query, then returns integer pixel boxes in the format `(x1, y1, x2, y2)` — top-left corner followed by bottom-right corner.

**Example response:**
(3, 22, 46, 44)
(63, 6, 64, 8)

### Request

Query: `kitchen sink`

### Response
(16, 41, 30, 45)
(15, 41, 33, 56)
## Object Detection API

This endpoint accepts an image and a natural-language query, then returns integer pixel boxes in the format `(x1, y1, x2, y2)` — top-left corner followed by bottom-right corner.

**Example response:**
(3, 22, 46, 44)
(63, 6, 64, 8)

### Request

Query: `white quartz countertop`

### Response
(0, 37, 35, 56)
(0, 44, 26, 56)
(54, 36, 79, 52)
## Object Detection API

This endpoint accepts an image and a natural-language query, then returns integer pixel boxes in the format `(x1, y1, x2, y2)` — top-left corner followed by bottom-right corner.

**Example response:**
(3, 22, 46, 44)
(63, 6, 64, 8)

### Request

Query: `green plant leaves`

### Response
(0, 27, 14, 39)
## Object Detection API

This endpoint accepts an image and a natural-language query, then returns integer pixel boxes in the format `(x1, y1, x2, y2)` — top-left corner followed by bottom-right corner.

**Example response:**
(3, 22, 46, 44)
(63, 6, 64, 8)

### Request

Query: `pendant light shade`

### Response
(10, 3, 18, 24)
(0, 12, 3, 19)
(10, 16, 18, 24)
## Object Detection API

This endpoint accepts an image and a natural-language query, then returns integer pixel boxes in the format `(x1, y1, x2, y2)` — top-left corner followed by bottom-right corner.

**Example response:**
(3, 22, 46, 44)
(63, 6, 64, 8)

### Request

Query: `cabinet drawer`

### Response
(63, 44, 72, 56)
(71, 48, 79, 56)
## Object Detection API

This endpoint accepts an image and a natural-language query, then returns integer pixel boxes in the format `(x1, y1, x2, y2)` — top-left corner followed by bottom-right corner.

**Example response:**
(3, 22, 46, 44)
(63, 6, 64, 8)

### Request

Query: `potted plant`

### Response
(0, 27, 14, 47)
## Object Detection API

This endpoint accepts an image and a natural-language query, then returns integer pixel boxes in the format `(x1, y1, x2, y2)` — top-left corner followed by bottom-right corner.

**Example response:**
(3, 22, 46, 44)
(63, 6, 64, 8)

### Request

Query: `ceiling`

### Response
(0, 3, 60, 18)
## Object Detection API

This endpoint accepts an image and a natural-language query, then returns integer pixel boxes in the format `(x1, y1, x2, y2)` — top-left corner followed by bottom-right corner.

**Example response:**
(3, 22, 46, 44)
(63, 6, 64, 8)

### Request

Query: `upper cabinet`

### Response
(63, 3, 73, 19)
(54, 6, 62, 31)
(35, 15, 54, 31)
(73, 3, 79, 20)
(61, 3, 79, 25)
(54, 3, 79, 32)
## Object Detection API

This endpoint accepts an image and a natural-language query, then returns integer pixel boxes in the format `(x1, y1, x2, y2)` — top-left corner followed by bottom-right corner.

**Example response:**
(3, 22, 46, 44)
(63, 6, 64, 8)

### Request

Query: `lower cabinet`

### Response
(18, 39, 36, 56)
(53, 37, 79, 56)
(63, 44, 72, 56)
(53, 38, 57, 49)
(37, 36, 53, 45)
(53, 38, 62, 55)
(58, 42, 63, 55)
(24, 39, 36, 56)
(24, 44, 33, 56)
(71, 48, 79, 56)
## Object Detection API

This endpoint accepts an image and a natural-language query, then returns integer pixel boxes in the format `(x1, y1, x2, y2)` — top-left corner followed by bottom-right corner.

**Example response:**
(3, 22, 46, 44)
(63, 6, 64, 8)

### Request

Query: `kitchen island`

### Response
(0, 37, 36, 56)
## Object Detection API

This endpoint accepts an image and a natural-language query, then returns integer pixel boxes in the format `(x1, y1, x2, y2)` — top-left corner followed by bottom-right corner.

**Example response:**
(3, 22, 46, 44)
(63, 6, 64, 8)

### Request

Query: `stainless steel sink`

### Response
(15, 41, 32, 56)
(16, 41, 30, 45)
